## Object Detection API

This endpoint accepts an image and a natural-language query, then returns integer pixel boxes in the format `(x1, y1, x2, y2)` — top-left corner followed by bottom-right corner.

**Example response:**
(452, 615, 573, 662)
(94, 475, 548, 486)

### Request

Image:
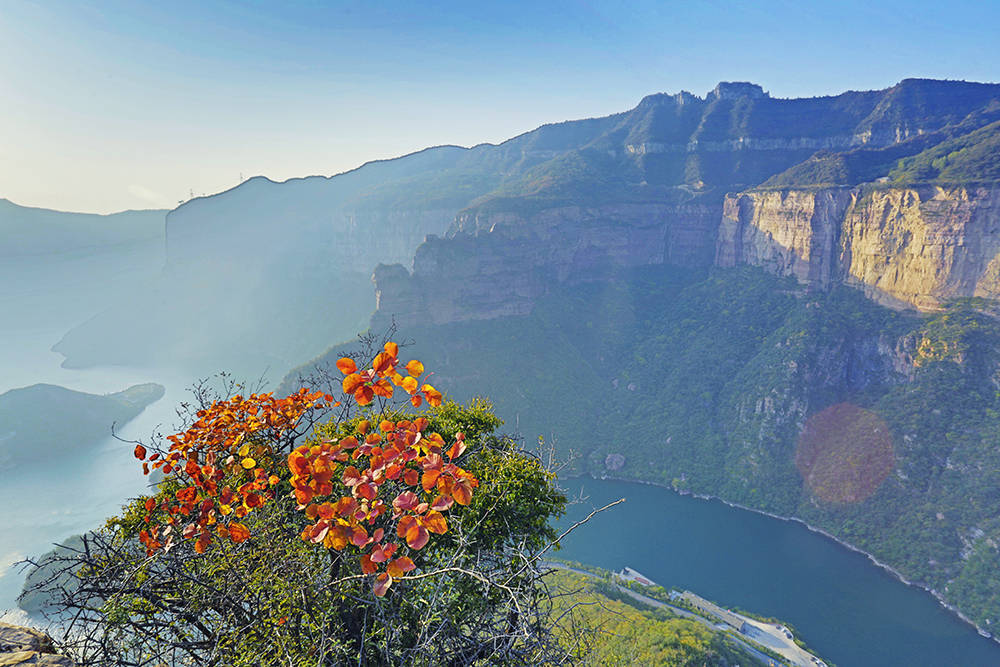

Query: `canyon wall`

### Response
(377, 185, 1000, 328)
(717, 186, 1000, 310)
(374, 201, 718, 326)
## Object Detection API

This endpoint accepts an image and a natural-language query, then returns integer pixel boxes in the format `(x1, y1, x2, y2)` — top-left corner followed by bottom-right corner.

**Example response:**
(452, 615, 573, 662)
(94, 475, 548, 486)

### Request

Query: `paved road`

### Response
(545, 562, 791, 667)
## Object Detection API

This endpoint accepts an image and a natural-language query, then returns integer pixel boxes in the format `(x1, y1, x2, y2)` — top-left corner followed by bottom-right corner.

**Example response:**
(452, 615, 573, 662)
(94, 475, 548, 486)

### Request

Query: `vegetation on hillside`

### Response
(290, 267, 1000, 628)
(548, 570, 768, 666)
(0, 383, 164, 468)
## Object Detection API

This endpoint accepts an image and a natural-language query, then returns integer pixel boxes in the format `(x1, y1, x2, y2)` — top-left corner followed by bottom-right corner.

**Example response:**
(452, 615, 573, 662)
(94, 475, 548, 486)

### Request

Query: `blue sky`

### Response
(2, 0, 998, 213)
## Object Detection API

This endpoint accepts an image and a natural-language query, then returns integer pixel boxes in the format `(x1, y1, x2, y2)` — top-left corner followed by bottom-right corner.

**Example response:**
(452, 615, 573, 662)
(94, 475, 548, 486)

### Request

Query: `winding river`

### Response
(555, 477, 1000, 667)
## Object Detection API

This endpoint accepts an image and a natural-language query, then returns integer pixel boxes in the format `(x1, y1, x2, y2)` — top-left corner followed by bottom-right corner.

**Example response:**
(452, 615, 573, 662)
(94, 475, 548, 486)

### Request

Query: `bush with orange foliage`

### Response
(134, 341, 467, 597)
(27, 336, 570, 666)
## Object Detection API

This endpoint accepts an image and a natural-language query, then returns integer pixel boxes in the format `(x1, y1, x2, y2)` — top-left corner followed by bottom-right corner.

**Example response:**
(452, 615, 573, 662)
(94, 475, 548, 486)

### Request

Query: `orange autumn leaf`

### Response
(452, 478, 474, 506)
(446, 437, 467, 461)
(336, 357, 357, 375)
(134, 444, 147, 460)
(421, 384, 443, 407)
(229, 523, 251, 543)
(354, 386, 374, 406)
(384, 341, 399, 358)
(421, 469, 441, 492)
(400, 376, 418, 394)
(405, 359, 424, 377)
(386, 556, 416, 578)
(372, 352, 395, 376)
(342, 374, 364, 395)
(373, 379, 394, 398)
(424, 510, 448, 535)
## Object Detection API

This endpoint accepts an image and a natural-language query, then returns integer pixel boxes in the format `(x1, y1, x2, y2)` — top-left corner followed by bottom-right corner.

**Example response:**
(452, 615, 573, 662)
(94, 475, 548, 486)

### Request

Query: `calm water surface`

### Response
(555, 477, 1000, 667)
(0, 324, 276, 619)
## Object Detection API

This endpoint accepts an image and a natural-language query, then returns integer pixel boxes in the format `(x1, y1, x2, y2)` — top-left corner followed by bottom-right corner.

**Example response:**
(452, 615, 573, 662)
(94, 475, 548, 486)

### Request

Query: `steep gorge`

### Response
(297, 79, 1000, 633)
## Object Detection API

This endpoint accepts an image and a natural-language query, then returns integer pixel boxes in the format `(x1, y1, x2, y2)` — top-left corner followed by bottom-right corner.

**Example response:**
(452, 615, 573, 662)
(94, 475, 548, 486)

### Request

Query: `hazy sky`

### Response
(3, 0, 998, 214)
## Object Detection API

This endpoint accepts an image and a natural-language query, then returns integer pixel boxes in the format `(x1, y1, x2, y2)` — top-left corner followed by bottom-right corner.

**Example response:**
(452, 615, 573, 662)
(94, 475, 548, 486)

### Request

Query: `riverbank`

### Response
(586, 473, 995, 644)
(547, 561, 800, 666)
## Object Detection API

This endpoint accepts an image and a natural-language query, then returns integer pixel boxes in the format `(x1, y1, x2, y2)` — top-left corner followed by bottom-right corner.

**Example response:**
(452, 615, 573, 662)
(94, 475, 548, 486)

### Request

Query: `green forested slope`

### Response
(548, 569, 770, 666)
(286, 268, 1000, 628)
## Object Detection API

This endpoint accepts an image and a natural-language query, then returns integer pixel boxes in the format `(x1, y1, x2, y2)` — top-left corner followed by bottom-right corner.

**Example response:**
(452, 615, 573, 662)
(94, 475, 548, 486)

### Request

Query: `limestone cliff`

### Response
(717, 186, 1000, 310)
(374, 201, 718, 327)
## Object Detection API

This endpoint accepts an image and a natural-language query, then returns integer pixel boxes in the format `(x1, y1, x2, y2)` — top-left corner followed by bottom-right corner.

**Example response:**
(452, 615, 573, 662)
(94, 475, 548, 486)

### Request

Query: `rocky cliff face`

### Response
(374, 201, 718, 326)
(717, 186, 1000, 310)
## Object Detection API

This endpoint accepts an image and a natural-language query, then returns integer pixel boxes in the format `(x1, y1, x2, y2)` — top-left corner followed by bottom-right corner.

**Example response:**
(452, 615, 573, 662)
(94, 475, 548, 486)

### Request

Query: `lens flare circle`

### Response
(795, 403, 894, 504)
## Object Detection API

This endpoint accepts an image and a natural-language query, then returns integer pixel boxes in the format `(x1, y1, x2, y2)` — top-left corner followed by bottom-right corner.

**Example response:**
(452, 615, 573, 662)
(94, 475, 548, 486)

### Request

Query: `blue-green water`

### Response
(555, 478, 1000, 667)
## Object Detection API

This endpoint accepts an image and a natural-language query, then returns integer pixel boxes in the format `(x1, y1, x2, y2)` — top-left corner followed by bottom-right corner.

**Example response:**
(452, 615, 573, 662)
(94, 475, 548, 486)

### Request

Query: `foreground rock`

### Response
(0, 623, 73, 666)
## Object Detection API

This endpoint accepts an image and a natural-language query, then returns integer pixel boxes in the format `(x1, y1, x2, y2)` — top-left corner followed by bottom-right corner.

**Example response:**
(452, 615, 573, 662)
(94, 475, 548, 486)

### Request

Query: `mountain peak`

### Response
(708, 81, 768, 101)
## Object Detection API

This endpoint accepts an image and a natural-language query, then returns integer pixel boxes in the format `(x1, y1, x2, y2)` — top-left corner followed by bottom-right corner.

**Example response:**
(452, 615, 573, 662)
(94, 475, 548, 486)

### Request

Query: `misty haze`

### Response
(3, 3, 1000, 666)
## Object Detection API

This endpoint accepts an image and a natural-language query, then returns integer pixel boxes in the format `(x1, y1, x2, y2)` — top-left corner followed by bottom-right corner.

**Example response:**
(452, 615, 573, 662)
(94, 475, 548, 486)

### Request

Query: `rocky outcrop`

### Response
(716, 185, 1000, 310)
(374, 201, 718, 326)
(842, 186, 1000, 308)
(0, 623, 73, 666)
(716, 189, 853, 288)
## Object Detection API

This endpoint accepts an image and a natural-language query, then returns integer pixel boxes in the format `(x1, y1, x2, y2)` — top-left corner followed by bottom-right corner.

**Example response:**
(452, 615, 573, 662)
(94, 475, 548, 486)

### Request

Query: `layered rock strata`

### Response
(717, 186, 1000, 310)
(374, 201, 717, 326)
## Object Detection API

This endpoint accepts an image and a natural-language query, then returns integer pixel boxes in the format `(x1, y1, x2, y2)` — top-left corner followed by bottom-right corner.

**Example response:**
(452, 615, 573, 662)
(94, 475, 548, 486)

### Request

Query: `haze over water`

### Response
(0, 305, 277, 618)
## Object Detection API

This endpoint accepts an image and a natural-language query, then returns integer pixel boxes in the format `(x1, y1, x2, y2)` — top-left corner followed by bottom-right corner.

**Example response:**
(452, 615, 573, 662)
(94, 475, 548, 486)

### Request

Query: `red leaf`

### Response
(430, 495, 454, 512)
(342, 466, 363, 487)
(357, 482, 378, 501)
(361, 553, 378, 575)
(393, 491, 420, 512)
(134, 444, 147, 460)
(373, 572, 392, 597)
(351, 526, 369, 548)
